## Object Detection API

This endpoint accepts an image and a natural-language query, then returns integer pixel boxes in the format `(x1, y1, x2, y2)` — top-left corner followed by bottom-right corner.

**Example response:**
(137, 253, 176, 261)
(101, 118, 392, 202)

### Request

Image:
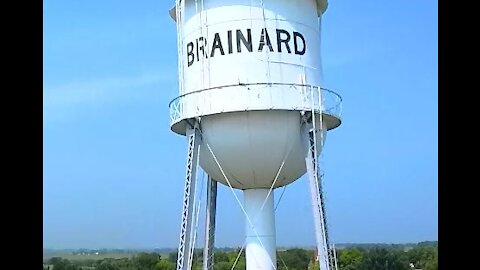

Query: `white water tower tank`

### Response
(169, 0, 341, 190)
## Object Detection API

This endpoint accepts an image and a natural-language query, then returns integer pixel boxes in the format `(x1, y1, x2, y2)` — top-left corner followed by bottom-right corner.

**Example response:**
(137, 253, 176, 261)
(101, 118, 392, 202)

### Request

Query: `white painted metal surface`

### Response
(169, 85, 341, 135)
(170, 0, 340, 135)
(170, 0, 328, 21)
(200, 110, 327, 189)
(169, 0, 340, 189)
(244, 189, 277, 270)
(182, 0, 321, 92)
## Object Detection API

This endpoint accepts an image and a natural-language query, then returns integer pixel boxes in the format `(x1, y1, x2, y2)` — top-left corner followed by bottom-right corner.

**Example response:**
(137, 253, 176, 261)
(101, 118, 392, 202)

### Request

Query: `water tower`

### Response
(167, 0, 342, 269)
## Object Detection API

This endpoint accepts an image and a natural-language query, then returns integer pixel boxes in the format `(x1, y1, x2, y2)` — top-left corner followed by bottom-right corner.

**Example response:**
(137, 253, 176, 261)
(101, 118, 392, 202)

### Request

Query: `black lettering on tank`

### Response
(210, 33, 225, 57)
(258, 28, 274, 52)
(187, 41, 194, 67)
(198, 37, 208, 59)
(227, 30, 233, 54)
(236, 29, 252, 53)
(186, 28, 307, 67)
(276, 29, 291, 53)
(293, 31, 306, 55)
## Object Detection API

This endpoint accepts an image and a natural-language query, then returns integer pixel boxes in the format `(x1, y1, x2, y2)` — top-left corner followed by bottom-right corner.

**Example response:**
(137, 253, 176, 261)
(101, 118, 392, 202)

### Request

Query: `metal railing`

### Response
(168, 83, 342, 125)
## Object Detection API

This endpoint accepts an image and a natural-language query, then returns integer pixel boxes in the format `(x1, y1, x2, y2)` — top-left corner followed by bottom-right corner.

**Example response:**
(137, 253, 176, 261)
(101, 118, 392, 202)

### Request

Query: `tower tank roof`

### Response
(169, 0, 328, 21)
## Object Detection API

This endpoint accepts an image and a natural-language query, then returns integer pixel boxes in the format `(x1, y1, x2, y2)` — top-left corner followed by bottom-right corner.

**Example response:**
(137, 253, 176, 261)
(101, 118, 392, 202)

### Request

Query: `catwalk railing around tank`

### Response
(169, 83, 342, 131)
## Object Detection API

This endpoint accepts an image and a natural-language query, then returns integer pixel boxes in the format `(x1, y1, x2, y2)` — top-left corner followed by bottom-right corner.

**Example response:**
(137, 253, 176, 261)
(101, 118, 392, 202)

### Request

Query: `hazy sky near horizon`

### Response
(43, 0, 438, 249)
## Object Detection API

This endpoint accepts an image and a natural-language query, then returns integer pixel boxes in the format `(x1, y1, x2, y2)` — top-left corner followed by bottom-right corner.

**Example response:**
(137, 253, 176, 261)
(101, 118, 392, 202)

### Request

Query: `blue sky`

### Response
(43, 0, 437, 249)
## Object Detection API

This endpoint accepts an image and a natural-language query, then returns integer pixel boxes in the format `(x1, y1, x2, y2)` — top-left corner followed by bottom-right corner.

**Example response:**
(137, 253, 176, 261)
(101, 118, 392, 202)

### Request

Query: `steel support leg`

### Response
(332, 243, 339, 270)
(305, 125, 331, 270)
(176, 125, 201, 270)
(202, 177, 217, 270)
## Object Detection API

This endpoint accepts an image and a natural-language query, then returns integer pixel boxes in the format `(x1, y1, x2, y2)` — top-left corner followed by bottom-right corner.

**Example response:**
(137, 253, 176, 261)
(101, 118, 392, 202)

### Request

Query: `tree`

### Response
(407, 244, 438, 270)
(214, 251, 229, 263)
(156, 259, 175, 270)
(47, 257, 63, 265)
(133, 252, 161, 270)
(424, 258, 438, 270)
(358, 248, 409, 270)
(215, 261, 233, 270)
(96, 260, 119, 270)
(308, 260, 320, 270)
(46, 257, 79, 270)
(337, 248, 363, 270)
(277, 249, 311, 270)
(168, 252, 178, 264)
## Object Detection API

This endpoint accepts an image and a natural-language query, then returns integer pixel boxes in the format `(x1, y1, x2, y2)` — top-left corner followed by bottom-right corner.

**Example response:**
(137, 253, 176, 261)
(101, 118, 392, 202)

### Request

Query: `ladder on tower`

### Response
(305, 85, 338, 270)
(317, 169, 337, 270)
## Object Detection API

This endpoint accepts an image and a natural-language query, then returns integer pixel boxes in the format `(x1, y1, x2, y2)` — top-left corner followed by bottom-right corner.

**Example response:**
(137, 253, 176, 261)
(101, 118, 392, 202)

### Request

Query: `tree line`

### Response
(43, 241, 437, 270)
